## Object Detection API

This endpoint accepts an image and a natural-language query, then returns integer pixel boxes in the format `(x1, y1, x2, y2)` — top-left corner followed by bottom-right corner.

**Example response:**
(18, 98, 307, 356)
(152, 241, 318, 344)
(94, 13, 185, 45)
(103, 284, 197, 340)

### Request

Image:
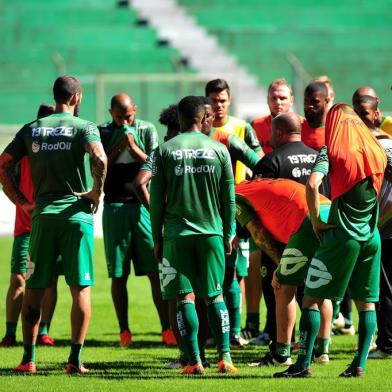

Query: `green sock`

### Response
(6, 321, 17, 336)
(160, 319, 170, 332)
(295, 308, 320, 370)
(332, 300, 341, 322)
(351, 310, 376, 371)
(176, 300, 200, 365)
(22, 344, 36, 364)
(207, 297, 231, 361)
(68, 343, 83, 368)
(224, 278, 242, 337)
(245, 312, 260, 331)
(315, 337, 330, 354)
(38, 321, 49, 336)
(276, 342, 291, 357)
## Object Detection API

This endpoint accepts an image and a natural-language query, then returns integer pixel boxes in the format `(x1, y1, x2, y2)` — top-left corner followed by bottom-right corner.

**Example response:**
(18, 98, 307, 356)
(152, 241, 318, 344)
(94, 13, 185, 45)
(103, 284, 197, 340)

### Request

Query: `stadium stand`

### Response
(0, 0, 193, 134)
(178, 0, 392, 113)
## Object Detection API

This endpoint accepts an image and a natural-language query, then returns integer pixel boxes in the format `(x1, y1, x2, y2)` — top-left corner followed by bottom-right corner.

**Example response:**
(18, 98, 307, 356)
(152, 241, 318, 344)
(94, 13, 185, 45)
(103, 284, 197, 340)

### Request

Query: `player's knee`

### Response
(23, 305, 40, 325)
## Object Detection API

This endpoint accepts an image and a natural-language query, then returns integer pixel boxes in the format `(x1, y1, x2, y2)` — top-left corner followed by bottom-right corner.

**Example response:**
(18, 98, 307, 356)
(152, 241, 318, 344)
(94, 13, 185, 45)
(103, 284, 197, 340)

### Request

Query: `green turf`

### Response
(0, 236, 391, 390)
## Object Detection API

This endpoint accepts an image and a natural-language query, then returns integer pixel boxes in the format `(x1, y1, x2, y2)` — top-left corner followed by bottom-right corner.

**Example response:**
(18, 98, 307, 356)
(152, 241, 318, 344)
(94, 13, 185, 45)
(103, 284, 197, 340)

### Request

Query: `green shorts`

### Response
(249, 237, 259, 252)
(304, 228, 381, 302)
(11, 232, 30, 274)
(277, 205, 330, 286)
(103, 202, 158, 278)
(28, 216, 93, 288)
(165, 235, 225, 298)
(236, 239, 249, 277)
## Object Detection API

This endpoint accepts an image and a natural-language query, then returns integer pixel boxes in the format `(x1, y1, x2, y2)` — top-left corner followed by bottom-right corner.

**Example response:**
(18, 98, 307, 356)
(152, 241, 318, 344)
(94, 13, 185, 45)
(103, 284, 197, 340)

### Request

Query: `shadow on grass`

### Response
(44, 339, 170, 349)
(0, 361, 272, 379)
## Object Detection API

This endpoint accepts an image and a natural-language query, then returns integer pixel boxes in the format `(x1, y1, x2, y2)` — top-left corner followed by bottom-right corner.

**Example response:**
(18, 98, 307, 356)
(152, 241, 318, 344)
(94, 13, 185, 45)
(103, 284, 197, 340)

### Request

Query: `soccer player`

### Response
(353, 95, 392, 359)
(206, 79, 262, 346)
(246, 79, 298, 344)
(236, 178, 333, 366)
(252, 78, 296, 154)
(99, 93, 174, 347)
(251, 112, 331, 365)
(275, 103, 387, 378)
(1, 104, 58, 348)
(302, 82, 330, 151)
(312, 75, 335, 111)
(352, 86, 392, 136)
(150, 96, 237, 375)
(0, 75, 107, 374)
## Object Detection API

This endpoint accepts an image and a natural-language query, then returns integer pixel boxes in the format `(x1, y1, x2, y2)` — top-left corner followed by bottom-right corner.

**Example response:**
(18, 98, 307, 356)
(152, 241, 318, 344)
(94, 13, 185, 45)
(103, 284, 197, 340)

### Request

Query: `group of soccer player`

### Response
(0, 74, 391, 378)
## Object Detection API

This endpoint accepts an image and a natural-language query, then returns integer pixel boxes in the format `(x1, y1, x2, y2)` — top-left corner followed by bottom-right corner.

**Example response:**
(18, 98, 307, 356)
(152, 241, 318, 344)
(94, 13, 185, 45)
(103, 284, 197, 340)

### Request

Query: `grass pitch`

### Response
(0, 236, 391, 391)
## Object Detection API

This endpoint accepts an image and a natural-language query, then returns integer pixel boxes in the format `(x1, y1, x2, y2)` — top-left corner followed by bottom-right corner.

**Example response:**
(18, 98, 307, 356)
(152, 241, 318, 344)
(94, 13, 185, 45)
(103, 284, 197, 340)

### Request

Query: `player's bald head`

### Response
(272, 112, 301, 135)
(271, 112, 301, 148)
(352, 86, 378, 106)
(110, 93, 135, 111)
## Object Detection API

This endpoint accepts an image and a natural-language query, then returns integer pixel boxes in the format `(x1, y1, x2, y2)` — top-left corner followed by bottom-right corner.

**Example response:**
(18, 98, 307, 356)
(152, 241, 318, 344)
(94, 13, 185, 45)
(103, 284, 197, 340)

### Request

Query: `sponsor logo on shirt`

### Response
(287, 154, 316, 164)
(174, 165, 216, 175)
(32, 141, 72, 152)
(171, 148, 215, 160)
(292, 167, 311, 178)
(32, 127, 73, 137)
(305, 258, 332, 289)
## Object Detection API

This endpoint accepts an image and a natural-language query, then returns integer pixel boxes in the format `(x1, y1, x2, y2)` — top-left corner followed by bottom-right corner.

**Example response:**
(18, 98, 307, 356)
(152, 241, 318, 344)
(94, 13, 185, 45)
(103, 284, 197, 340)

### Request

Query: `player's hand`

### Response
(272, 269, 281, 291)
(224, 239, 232, 256)
(74, 189, 101, 213)
(154, 241, 163, 262)
(21, 202, 35, 215)
(231, 236, 240, 250)
(311, 218, 336, 242)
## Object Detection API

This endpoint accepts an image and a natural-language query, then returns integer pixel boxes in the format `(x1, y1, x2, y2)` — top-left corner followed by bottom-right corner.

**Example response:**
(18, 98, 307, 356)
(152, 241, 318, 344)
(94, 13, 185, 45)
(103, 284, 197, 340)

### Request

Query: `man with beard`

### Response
(302, 82, 330, 151)
(0, 75, 107, 374)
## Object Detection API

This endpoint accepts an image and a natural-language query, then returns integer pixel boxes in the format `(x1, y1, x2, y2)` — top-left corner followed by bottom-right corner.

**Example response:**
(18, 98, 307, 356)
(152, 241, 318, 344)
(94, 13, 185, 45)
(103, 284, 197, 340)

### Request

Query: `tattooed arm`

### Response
(245, 218, 282, 265)
(0, 152, 34, 214)
(74, 141, 107, 213)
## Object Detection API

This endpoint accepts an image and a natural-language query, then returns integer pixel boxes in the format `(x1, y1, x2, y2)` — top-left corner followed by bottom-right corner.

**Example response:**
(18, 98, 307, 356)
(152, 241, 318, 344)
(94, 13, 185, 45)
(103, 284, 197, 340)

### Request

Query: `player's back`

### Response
(156, 132, 233, 239)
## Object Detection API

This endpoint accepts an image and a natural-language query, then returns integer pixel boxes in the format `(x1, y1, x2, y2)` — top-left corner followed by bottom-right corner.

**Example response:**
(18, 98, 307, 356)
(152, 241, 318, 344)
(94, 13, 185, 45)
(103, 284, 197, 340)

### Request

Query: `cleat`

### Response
(249, 332, 271, 346)
(334, 325, 355, 336)
(0, 335, 16, 347)
(217, 360, 238, 374)
(240, 327, 260, 340)
(273, 365, 311, 378)
(339, 366, 363, 377)
(164, 358, 187, 369)
(66, 363, 89, 374)
(368, 349, 392, 359)
(313, 353, 330, 365)
(230, 335, 249, 348)
(202, 358, 211, 368)
(37, 335, 55, 346)
(248, 352, 292, 367)
(180, 363, 205, 375)
(119, 330, 132, 346)
(161, 329, 177, 346)
(332, 313, 345, 330)
(14, 361, 36, 374)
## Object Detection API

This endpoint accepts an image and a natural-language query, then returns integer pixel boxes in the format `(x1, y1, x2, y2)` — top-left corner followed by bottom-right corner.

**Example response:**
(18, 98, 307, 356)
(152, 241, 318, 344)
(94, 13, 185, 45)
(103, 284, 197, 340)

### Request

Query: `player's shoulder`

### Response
(134, 118, 156, 132)
(227, 115, 246, 127)
(251, 114, 271, 128)
(97, 120, 112, 131)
